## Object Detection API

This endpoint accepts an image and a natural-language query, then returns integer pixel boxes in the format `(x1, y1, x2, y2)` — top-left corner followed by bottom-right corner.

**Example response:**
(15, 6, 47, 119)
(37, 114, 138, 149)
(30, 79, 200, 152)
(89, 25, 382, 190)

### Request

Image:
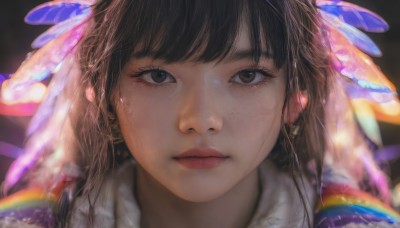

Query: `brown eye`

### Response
(132, 69, 176, 85)
(231, 69, 273, 85)
(237, 71, 257, 84)
(150, 70, 169, 83)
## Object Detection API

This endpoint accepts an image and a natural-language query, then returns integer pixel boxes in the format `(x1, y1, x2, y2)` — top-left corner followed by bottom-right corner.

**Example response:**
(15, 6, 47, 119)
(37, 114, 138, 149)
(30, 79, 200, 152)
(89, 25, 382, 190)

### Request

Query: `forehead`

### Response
(115, 0, 287, 67)
(132, 22, 271, 64)
(233, 22, 267, 53)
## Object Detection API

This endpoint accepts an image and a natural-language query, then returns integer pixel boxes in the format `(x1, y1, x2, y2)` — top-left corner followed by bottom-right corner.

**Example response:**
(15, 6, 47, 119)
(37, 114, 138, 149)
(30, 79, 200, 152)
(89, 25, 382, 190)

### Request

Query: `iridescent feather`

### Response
(1, 23, 86, 103)
(54, 0, 96, 4)
(321, 11, 382, 56)
(327, 27, 396, 98)
(350, 98, 382, 146)
(1, 74, 44, 116)
(0, 142, 23, 159)
(315, 183, 400, 227)
(374, 145, 400, 163)
(25, 1, 91, 25)
(0, 74, 8, 84)
(26, 60, 76, 136)
(4, 55, 77, 190)
(0, 103, 38, 116)
(317, 0, 389, 33)
(327, 28, 400, 136)
(32, 11, 91, 48)
(370, 100, 400, 125)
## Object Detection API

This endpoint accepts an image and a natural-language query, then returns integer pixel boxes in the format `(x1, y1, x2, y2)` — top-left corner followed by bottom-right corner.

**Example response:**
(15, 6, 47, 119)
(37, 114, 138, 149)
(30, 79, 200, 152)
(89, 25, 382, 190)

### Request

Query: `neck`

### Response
(136, 166, 260, 228)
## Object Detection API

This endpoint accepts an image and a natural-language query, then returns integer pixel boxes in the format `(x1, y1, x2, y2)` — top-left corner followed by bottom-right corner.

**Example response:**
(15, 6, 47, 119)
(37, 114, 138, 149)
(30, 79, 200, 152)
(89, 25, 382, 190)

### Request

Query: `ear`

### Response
(283, 91, 308, 124)
(85, 84, 95, 102)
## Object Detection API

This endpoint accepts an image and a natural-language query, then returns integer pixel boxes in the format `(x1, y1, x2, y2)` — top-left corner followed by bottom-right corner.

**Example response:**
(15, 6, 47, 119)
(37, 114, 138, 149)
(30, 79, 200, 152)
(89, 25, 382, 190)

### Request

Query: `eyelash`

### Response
(130, 67, 174, 88)
(130, 66, 275, 88)
(231, 68, 275, 88)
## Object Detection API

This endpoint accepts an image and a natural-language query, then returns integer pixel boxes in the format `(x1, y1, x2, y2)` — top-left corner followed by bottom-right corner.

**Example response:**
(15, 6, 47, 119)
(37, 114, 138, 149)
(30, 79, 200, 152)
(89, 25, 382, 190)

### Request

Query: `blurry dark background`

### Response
(0, 1, 399, 189)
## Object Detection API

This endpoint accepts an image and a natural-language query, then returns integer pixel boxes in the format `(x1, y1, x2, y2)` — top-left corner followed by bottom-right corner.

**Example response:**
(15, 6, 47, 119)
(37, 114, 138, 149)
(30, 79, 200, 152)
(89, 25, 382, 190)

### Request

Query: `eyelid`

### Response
(238, 67, 275, 77)
(130, 66, 176, 85)
(130, 66, 170, 77)
(230, 67, 276, 85)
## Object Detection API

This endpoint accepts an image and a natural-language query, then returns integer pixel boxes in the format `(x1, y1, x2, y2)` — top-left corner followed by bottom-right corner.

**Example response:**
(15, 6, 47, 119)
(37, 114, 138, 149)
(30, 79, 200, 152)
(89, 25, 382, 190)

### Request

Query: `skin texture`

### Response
(114, 26, 291, 227)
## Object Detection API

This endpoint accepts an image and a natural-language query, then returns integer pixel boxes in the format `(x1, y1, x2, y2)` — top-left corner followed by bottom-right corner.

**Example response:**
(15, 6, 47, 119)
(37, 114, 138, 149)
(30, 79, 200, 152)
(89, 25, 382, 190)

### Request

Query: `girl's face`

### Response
(115, 27, 286, 202)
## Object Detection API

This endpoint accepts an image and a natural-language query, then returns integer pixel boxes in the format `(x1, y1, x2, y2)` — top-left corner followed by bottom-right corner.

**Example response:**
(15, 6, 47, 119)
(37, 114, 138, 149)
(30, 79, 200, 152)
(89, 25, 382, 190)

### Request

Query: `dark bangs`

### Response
(106, 0, 287, 68)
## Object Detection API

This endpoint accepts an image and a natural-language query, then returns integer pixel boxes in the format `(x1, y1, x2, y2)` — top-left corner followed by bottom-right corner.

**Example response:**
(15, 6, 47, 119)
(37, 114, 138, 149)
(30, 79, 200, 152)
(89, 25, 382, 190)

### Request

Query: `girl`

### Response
(1, 0, 400, 227)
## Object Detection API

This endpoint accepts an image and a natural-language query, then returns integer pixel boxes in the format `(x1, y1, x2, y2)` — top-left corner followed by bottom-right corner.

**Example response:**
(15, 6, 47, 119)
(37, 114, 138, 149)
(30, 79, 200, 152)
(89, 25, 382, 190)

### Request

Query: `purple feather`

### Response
(0, 206, 55, 228)
(0, 142, 23, 159)
(341, 78, 395, 103)
(321, 11, 382, 56)
(316, 214, 388, 227)
(317, 0, 389, 33)
(25, 1, 90, 25)
(374, 145, 400, 162)
(32, 12, 91, 48)
(0, 73, 10, 84)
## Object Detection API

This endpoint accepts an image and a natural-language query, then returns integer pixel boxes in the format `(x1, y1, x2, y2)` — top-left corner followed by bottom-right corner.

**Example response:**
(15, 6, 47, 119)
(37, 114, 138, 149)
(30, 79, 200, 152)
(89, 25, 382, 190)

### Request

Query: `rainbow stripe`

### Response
(0, 188, 57, 227)
(315, 184, 400, 227)
(0, 188, 57, 211)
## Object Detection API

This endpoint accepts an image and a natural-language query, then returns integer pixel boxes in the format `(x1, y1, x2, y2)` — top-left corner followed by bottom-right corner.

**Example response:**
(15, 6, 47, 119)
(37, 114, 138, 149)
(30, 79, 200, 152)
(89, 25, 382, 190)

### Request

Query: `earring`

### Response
(108, 112, 132, 162)
(288, 124, 300, 139)
(107, 111, 124, 144)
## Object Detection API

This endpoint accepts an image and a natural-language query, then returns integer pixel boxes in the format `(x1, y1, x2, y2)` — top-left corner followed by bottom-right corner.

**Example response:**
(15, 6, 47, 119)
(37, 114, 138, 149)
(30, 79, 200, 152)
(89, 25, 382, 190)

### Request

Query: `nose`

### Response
(177, 83, 223, 135)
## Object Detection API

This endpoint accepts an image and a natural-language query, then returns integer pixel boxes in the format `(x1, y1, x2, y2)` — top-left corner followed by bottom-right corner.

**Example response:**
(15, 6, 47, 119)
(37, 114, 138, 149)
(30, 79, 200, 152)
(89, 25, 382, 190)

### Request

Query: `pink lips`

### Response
(173, 148, 228, 169)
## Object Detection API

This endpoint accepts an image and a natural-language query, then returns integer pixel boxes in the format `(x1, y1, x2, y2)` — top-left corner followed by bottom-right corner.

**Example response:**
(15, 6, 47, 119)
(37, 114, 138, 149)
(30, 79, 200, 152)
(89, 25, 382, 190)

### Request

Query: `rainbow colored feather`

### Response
(25, 1, 91, 25)
(0, 0, 92, 189)
(1, 0, 91, 105)
(321, 11, 382, 56)
(317, 1, 400, 142)
(317, 0, 389, 33)
(315, 184, 400, 227)
(32, 12, 91, 48)
(0, 172, 77, 228)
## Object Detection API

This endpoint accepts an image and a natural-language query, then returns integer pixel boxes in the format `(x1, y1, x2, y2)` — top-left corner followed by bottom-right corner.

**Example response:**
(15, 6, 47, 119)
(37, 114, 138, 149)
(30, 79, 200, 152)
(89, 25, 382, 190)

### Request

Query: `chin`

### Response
(175, 191, 224, 203)
(170, 182, 231, 203)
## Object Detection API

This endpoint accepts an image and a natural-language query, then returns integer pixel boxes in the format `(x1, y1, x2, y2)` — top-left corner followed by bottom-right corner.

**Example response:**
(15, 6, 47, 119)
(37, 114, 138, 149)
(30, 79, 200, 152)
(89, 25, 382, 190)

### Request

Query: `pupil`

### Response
(239, 71, 255, 83)
(151, 71, 167, 83)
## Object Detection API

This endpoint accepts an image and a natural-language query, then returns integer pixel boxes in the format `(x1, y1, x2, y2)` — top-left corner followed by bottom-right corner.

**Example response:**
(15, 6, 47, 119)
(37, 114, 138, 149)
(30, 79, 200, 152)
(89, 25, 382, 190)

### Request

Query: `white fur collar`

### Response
(69, 160, 315, 228)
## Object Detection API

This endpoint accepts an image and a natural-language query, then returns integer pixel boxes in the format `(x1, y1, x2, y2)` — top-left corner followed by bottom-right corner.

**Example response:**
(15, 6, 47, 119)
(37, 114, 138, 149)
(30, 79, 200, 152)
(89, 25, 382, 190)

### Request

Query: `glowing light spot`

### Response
(1, 80, 14, 102)
(332, 130, 351, 148)
(28, 83, 47, 103)
(380, 101, 400, 116)
(1, 81, 47, 104)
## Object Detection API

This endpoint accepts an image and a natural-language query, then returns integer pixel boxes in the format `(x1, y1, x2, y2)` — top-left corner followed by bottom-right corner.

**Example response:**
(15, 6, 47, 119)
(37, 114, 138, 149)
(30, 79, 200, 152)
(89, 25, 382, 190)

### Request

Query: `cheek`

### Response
(115, 98, 140, 155)
(229, 93, 284, 161)
(115, 89, 176, 162)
